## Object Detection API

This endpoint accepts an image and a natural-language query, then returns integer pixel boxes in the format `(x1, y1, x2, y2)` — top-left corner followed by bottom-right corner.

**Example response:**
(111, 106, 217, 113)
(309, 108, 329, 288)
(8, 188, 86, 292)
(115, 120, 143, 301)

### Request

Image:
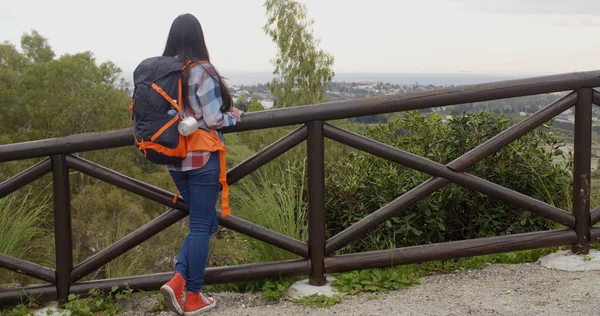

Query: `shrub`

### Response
(325, 111, 572, 253)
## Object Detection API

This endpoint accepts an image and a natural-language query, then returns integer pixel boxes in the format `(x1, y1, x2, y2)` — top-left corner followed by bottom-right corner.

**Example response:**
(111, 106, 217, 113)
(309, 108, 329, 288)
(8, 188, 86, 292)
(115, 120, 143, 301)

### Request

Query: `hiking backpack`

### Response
(130, 56, 192, 165)
(130, 57, 232, 217)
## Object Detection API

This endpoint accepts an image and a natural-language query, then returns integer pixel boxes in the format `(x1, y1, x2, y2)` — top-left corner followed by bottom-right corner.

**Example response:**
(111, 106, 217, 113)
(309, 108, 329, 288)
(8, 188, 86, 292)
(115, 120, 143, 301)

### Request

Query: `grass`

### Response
(211, 247, 570, 303)
(99, 220, 145, 279)
(229, 160, 308, 263)
(0, 187, 52, 283)
(61, 286, 142, 316)
(0, 292, 43, 316)
(69, 183, 154, 280)
(261, 279, 295, 301)
(330, 247, 563, 297)
(0, 188, 51, 257)
(293, 294, 342, 308)
(332, 265, 423, 295)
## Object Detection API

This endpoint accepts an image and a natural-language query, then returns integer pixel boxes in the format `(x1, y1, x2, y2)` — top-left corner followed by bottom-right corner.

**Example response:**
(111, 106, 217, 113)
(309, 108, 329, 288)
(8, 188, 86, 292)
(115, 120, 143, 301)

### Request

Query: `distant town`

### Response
(230, 81, 450, 110)
(230, 80, 593, 124)
(230, 81, 600, 150)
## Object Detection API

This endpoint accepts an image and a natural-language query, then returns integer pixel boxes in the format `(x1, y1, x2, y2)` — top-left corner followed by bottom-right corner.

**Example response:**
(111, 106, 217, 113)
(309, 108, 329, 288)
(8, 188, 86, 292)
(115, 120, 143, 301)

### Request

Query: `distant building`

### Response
(261, 100, 274, 109)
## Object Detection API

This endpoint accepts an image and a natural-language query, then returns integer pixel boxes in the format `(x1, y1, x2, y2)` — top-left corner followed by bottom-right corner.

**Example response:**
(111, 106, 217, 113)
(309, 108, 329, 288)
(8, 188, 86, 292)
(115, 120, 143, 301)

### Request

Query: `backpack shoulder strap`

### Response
(182, 59, 210, 74)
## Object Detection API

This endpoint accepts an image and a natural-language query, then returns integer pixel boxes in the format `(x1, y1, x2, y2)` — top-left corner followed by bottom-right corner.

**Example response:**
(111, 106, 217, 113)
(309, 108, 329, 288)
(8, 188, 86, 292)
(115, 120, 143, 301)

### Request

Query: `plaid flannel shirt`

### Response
(166, 63, 240, 172)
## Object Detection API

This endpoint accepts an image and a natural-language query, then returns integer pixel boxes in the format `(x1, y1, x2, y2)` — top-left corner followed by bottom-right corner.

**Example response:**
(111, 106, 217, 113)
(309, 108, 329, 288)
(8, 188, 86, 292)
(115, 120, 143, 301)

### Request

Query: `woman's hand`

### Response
(229, 107, 244, 120)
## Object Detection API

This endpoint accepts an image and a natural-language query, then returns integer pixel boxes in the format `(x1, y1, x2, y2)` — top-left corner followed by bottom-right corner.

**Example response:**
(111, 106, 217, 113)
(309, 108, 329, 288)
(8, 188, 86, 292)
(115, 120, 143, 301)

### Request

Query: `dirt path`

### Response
(120, 263, 600, 316)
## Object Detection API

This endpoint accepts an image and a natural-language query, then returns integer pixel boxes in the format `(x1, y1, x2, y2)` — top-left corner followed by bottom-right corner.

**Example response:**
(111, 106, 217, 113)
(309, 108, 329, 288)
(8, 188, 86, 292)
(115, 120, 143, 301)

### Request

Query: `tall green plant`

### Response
(230, 160, 308, 262)
(0, 188, 52, 282)
(0, 189, 51, 258)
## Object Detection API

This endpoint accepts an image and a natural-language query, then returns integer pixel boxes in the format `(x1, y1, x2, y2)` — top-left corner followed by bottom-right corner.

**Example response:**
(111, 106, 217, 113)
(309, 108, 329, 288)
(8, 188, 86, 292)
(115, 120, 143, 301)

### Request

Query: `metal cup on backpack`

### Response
(178, 116, 199, 136)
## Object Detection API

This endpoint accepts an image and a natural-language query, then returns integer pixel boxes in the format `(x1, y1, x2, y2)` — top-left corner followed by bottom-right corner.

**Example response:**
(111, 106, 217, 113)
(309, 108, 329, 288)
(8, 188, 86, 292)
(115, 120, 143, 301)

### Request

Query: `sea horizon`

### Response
(221, 71, 553, 87)
(120, 70, 556, 87)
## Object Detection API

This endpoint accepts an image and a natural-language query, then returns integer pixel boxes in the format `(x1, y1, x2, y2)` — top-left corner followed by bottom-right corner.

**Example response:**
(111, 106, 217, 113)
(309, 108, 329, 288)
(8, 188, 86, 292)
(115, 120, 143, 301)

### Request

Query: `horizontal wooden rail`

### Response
(324, 93, 577, 254)
(73, 259, 310, 293)
(323, 124, 575, 227)
(2, 259, 311, 306)
(325, 229, 577, 273)
(593, 90, 600, 106)
(0, 129, 134, 163)
(0, 158, 51, 199)
(0, 285, 57, 307)
(591, 206, 600, 225)
(0, 71, 598, 162)
(592, 227, 600, 243)
(0, 254, 55, 284)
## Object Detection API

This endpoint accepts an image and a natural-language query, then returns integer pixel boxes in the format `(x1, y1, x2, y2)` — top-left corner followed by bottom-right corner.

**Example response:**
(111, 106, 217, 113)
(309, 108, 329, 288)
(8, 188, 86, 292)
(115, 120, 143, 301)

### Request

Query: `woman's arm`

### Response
(195, 66, 242, 129)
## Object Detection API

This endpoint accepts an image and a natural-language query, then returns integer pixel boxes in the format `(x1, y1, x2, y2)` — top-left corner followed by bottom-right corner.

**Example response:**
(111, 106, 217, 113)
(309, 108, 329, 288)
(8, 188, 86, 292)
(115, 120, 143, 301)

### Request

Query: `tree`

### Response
(0, 31, 129, 139)
(247, 97, 264, 112)
(0, 42, 29, 73)
(21, 30, 55, 63)
(19, 51, 128, 139)
(263, 0, 335, 107)
(235, 97, 248, 112)
(0, 30, 130, 171)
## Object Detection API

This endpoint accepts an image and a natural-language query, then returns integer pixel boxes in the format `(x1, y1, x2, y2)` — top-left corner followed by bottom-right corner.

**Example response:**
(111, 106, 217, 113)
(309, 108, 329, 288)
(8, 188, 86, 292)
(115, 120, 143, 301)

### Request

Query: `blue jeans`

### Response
(169, 152, 220, 293)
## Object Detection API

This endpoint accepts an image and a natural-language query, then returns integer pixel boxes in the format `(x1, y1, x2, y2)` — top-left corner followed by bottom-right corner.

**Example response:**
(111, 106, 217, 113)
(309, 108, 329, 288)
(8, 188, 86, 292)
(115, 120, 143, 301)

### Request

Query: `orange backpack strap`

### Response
(207, 128, 230, 217)
(218, 149, 230, 217)
(182, 59, 210, 74)
(151, 83, 182, 113)
(129, 100, 134, 122)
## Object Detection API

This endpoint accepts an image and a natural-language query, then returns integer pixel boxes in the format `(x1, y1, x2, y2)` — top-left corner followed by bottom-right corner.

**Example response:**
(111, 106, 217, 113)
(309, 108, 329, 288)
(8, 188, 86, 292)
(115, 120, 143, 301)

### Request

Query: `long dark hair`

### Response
(163, 13, 232, 112)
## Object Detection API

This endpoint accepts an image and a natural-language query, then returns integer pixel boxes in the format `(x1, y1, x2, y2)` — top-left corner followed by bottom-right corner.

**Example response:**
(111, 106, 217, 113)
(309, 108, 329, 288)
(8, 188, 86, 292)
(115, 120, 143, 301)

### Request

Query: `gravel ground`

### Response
(118, 263, 600, 316)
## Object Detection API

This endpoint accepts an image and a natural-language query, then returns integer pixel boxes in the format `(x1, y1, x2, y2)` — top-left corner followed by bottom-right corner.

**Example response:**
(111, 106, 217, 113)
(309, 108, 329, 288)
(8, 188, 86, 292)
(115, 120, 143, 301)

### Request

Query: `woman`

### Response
(159, 13, 243, 315)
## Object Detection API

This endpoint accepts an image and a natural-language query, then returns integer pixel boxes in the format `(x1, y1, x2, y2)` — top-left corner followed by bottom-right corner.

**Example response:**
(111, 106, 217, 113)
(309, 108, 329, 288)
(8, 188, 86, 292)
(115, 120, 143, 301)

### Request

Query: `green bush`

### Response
(325, 111, 572, 253)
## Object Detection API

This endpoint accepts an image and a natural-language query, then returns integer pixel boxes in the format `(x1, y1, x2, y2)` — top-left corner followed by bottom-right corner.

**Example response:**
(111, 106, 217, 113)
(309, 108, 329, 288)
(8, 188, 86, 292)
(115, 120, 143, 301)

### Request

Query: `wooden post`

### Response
(572, 88, 592, 254)
(51, 155, 73, 303)
(307, 121, 326, 285)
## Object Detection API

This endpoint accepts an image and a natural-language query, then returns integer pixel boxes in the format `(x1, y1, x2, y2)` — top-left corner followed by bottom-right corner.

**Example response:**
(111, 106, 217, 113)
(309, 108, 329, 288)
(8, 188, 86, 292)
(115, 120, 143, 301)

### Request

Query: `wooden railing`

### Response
(1, 70, 600, 306)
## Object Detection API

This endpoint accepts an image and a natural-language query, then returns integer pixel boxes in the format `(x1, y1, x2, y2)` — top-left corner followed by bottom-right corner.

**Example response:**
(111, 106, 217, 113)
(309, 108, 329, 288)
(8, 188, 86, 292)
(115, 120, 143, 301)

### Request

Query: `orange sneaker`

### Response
(183, 292, 216, 315)
(160, 273, 186, 315)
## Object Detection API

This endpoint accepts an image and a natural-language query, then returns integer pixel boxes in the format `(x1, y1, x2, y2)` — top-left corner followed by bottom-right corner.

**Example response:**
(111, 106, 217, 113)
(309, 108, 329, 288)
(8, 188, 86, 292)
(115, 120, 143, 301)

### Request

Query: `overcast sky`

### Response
(1, 0, 600, 76)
